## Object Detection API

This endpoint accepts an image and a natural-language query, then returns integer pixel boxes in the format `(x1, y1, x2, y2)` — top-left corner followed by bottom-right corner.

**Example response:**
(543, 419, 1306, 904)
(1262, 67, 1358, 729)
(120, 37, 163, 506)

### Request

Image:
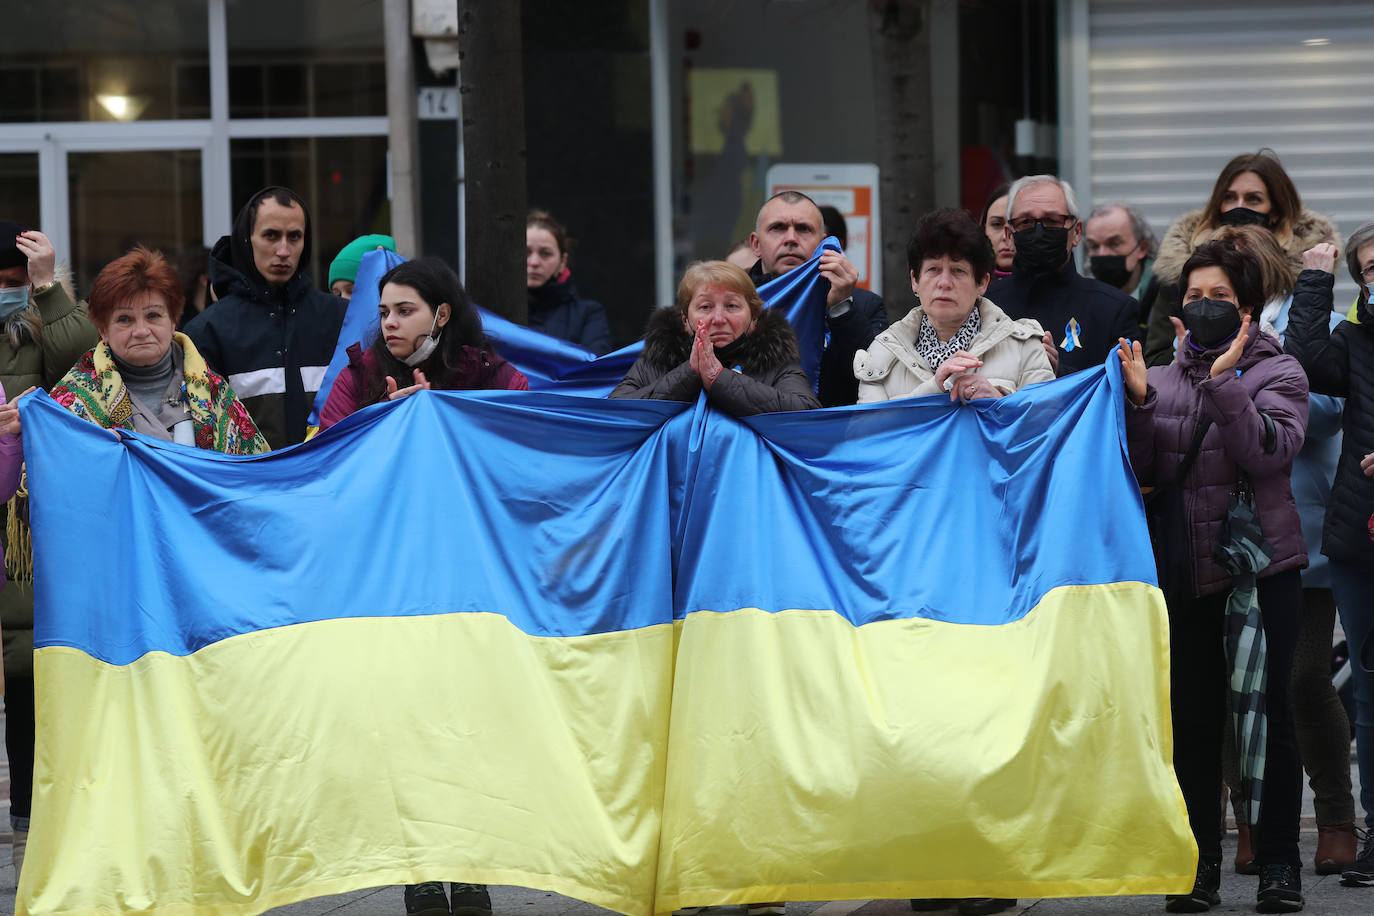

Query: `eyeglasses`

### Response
(1361, 264, 1374, 282)
(1008, 214, 1078, 234)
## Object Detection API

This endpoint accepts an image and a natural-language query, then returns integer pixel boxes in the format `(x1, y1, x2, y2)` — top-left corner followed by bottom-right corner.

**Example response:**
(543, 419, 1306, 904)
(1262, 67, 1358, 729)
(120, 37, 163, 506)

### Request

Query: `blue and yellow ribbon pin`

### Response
(1061, 317, 1082, 352)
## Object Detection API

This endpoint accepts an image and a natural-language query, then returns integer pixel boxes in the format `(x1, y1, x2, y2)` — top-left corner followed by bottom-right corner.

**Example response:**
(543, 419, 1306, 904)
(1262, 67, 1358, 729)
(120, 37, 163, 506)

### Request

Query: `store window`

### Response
(0, 155, 41, 228)
(231, 136, 390, 287)
(67, 150, 204, 292)
(0, 2, 209, 122)
(668, 1, 880, 267)
(227, 0, 385, 118)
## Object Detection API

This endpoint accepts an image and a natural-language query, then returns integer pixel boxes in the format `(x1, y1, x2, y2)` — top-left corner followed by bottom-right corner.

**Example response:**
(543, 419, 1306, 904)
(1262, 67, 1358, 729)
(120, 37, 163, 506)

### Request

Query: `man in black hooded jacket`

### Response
(185, 186, 345, 448)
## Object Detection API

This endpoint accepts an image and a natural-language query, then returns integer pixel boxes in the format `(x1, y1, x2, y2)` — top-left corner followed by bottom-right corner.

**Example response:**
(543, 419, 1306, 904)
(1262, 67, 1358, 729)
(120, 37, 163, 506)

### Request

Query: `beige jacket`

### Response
(853, 297, 1054, 403)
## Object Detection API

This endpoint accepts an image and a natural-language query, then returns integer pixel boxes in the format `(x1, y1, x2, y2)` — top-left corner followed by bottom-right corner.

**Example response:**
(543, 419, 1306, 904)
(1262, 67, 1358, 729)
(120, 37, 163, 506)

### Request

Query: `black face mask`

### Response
(1218, 207, 1270, 228)
(1090, 254, 1134, 290)
(1012, 224, 1071, 276)
(1181, 298, 1243, 349)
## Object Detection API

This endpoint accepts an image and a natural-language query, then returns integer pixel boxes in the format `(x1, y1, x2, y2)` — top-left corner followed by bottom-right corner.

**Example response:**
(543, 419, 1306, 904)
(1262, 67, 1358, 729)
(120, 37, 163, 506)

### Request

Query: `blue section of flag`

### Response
(24, 351, 1153, 666)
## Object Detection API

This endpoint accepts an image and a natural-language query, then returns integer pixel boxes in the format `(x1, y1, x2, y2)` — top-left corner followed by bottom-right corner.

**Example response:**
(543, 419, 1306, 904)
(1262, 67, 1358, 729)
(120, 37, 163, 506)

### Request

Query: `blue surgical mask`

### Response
(0, 286, 30, 319)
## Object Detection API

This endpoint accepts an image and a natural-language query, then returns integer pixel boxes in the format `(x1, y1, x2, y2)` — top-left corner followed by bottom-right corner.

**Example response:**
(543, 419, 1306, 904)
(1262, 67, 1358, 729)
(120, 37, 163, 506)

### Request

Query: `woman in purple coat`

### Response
(1118, 240, 1309, 914)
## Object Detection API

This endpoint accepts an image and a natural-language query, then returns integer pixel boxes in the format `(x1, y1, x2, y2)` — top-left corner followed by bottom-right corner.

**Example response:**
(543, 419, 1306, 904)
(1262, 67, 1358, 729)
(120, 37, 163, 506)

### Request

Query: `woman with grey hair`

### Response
(1284, 220, 1374, 888)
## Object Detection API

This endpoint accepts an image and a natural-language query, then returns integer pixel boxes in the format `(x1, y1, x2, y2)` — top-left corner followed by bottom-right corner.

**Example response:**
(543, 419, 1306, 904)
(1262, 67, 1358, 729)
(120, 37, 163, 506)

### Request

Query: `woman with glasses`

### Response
(1143, 149, 1340, 367)
(1284, 222, 1374, 890)
(983, 175, 1139, 377)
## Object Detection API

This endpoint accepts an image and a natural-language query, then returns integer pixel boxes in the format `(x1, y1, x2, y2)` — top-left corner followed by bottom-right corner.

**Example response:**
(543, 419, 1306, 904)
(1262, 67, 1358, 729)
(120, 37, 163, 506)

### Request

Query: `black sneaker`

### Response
(450, 882, 493, 916)
(1255, 863, 1303, 913)
(957, 900, 1015, 915)
(1165, 857, 1220, 912)
(1341, 826, 1374, 887)
(405, 882, 449, 916)
(909, 902, 953, 912)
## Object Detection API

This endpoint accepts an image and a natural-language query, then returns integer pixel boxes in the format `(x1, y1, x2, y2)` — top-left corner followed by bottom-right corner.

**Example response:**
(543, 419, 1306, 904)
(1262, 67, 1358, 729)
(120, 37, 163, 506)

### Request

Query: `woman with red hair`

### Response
(1, 246, 266, 453)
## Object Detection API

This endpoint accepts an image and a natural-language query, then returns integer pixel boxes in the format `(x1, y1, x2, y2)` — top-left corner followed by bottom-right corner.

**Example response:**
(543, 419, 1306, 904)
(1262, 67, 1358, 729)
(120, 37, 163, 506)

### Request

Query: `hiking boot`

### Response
(957, 900, 1015, 915)
(1255, 863, 1303, 913)
(1340, 827, 1374, 887)
(450, 882, 493, 916)
(1315, 822, 1357, 875)
(1165, 857, 1220, 912)
(404, 882, 449, 916)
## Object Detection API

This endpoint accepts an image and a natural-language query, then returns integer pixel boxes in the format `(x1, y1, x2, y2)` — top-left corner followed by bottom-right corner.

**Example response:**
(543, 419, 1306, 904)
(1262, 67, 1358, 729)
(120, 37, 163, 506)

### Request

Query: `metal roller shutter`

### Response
(1062, 0, 1374, 306)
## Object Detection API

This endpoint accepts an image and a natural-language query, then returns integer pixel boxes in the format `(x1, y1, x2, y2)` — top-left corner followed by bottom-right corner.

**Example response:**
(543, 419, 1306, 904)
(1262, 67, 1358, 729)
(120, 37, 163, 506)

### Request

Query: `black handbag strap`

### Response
(1176, 414, 1214, 484)
(1259, 410, 1277, 454)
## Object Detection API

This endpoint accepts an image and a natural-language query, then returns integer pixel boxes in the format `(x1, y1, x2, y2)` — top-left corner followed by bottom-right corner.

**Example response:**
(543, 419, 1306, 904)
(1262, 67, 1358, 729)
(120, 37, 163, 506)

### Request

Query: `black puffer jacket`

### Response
(609, 307, 821, 417)
(1283, 268, 1374, 565)
(528, 275, 612, 355)
(186, 236, 344, 450)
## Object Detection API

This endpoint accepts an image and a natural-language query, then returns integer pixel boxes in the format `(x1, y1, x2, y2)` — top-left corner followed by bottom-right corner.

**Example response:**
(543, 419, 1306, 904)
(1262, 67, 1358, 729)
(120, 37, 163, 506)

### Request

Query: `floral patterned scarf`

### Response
(50, 332, 268, 455)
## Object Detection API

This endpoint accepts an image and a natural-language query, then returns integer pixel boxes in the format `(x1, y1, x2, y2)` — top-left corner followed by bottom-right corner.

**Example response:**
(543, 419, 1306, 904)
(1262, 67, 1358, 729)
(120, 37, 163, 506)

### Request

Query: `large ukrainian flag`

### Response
(18, 359, 1194, 916)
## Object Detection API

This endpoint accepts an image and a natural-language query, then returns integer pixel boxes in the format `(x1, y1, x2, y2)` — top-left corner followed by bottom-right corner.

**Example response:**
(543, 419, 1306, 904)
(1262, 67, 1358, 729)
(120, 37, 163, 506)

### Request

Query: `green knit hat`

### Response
(328, 234, 397, 287)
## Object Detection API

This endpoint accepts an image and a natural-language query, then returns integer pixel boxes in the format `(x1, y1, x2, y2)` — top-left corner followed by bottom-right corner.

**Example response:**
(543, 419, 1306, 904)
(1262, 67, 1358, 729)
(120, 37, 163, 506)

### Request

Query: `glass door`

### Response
(65, 148, 204, 293)
(0, 154, 41, 228)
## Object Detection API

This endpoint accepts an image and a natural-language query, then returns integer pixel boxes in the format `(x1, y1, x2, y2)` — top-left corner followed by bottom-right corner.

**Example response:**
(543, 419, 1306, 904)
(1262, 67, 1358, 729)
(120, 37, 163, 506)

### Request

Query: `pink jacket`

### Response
(0, 385, 23, 589)
(318, 343, 529, 431)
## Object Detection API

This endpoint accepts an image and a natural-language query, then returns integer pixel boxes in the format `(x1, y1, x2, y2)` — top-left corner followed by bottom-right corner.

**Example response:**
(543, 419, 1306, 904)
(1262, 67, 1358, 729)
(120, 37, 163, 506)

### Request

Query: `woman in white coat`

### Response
(855, 208, 1053, 405)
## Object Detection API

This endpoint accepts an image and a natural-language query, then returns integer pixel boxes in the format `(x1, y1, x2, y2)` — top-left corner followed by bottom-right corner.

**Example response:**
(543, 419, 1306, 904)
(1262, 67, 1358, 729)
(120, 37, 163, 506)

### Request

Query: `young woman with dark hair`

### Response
(317, 257, 528, 432)
(1144, 149, 1341, 366)
(525, 210, 612, 355)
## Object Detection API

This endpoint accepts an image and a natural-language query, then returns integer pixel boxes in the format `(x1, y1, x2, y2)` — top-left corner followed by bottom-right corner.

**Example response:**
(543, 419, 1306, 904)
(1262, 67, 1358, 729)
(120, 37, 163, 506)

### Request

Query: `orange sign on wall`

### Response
(766, 163, 881, 292)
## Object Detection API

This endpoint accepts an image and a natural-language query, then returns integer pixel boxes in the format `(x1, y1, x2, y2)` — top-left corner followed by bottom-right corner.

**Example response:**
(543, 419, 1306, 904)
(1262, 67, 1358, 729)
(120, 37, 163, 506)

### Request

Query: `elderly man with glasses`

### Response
(985, 175, 1140, 376)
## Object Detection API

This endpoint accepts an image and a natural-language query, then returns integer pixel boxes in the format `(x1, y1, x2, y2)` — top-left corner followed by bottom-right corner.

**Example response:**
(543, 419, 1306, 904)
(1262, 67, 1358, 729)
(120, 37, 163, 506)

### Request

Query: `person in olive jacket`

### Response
(610, 260, 820, 416)
(0, 220, 100, 873)
(1283, 226, 1374, 887)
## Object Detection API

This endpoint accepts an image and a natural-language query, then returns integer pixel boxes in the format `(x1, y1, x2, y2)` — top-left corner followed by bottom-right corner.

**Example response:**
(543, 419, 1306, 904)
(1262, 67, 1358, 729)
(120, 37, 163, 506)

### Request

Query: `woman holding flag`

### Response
(1118, 240, 1309, 914)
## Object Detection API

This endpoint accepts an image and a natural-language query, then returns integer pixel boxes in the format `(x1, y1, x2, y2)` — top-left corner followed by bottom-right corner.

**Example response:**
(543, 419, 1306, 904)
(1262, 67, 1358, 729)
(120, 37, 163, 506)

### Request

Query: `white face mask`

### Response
(402, 308, 443, 367)
(0, 285, 30, 319)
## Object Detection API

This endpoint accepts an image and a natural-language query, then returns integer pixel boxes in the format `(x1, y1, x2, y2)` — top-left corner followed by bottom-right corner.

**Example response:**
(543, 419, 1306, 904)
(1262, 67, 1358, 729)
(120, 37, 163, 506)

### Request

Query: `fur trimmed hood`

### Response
(639, 306, 801, 376)
(1154, 207, 1343, 284)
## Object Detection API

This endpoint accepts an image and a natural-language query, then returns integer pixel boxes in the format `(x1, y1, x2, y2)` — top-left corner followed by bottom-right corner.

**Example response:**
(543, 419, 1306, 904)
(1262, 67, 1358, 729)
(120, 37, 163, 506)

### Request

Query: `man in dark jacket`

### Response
(185, 187, 346, 448)
(746, 191, 886, 406)
(1084, 202, 1160, 332)
(986, 176, 1139, 377)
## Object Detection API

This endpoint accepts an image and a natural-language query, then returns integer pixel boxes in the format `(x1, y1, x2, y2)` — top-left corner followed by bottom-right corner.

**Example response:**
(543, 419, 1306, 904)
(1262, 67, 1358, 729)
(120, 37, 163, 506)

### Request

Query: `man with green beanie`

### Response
(328, 234, 397, 299)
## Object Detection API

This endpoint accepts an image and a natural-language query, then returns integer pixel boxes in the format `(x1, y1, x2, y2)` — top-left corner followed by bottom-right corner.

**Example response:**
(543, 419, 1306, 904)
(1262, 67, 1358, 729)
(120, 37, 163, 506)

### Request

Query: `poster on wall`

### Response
(766, 163, 881, 293)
